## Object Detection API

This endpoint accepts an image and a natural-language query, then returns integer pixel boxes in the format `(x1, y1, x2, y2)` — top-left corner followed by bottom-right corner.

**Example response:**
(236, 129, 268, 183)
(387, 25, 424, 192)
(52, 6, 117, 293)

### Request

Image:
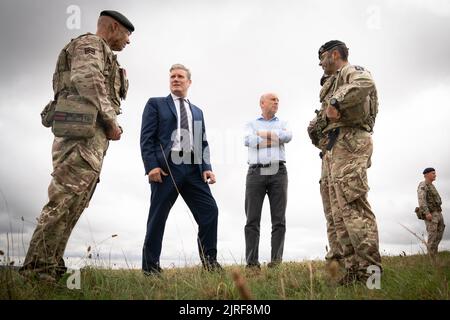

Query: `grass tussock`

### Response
(1, 251, 449, 300)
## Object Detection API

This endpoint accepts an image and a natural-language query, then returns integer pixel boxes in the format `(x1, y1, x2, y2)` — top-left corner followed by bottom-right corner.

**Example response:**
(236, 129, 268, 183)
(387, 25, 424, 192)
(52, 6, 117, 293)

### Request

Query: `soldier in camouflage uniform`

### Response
(20, 10, 134, 281)
(317, 40, 381, 285)
(417, 168, 445, 256)
(308, 75, 343, 264)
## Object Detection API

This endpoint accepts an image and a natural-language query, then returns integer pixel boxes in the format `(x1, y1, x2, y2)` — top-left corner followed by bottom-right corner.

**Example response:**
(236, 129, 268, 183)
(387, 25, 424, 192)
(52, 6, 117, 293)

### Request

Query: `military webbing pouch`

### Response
(51, 97, 97, 138)
(40, 100, 57, 128)
(414, 207, 424, 220)
(307, 109, 328, 147)
(119, 68, 128, 100)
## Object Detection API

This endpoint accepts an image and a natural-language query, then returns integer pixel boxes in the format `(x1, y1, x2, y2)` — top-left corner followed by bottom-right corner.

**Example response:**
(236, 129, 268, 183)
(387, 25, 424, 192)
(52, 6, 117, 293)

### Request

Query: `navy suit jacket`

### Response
(140, 95, 212, 176)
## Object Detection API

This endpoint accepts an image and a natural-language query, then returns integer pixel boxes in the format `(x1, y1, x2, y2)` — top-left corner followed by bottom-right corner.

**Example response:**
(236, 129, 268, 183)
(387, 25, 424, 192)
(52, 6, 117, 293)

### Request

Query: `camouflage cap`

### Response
(100, 10, 135, 33)
(318, 40, 347, 59)
(423, 167, 435, 174)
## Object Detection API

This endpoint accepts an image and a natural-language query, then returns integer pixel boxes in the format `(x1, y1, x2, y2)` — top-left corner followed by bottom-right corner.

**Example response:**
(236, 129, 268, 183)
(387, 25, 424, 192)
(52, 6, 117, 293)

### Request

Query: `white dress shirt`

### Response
(171, 93, 193, 151)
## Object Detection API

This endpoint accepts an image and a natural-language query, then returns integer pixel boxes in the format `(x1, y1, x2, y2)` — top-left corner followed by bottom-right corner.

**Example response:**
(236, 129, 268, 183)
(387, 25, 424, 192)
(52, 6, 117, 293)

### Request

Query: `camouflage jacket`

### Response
(53, 33, 128, 127)
(417, 181, 442, 213)
(324, 63, 378, 133)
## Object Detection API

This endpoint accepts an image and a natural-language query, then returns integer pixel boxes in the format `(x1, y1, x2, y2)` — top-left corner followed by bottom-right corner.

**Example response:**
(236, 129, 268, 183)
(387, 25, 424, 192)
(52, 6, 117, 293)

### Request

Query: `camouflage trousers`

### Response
(425, 211, 445, 256)
(21, 127, 108, 277)
(320, 152, 343, 261)
(326, 127, 382, 276)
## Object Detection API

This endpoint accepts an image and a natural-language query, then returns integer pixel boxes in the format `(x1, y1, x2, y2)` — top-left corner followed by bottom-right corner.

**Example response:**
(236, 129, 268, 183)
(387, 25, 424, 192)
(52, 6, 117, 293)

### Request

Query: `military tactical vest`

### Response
(425, 183, 442, 212)
(307, 75, 336, 148)
(41, 33, 128, 138)
(325, 64, 378, 133)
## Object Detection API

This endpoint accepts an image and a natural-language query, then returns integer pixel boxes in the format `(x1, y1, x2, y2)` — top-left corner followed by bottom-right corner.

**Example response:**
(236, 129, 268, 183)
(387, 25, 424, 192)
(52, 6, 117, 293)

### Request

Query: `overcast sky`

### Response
(1, 0, 449, 269)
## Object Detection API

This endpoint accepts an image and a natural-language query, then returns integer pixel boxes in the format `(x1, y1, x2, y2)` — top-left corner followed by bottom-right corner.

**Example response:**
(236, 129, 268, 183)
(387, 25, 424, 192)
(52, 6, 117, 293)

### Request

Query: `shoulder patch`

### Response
(84, 47, 96, 55)
(354, 65, 365, 71)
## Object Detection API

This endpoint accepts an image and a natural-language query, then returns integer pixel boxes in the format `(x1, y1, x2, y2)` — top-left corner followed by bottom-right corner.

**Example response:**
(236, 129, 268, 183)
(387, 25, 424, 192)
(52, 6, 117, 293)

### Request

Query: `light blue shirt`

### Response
(244, 116, 292, 165)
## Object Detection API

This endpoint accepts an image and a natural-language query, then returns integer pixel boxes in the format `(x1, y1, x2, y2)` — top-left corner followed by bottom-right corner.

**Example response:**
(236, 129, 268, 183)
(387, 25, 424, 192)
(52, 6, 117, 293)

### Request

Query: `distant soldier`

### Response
(417, 168, 445, 256)
(317, 40, 381, 285)
(20, 10, 134, 282)
(307, 75, 343, 264)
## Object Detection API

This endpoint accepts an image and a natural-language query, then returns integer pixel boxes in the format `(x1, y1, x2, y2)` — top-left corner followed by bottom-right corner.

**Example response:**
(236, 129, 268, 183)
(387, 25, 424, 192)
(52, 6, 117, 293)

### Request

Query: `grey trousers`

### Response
(244, 164, 288, 265)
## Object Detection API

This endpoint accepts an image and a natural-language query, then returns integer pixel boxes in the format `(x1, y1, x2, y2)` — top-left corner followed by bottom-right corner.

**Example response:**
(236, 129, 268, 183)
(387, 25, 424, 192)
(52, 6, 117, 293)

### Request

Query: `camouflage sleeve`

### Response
(332, 66, 375, 110)
(70, 37, 118, 126)
(417, 182, 430, 214)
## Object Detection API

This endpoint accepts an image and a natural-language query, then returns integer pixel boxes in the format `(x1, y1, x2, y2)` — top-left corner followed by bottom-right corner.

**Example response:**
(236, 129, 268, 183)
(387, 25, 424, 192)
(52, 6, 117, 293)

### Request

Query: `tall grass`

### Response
(1, 251, 449, 300)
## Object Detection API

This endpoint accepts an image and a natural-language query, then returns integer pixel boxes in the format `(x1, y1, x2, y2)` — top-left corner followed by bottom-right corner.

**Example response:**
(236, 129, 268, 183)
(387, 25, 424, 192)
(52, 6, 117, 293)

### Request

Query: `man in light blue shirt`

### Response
(243, 93, 292, 269)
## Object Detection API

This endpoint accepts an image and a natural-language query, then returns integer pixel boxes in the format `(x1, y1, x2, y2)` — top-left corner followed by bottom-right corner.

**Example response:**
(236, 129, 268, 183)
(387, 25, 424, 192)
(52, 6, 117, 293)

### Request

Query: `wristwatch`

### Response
(329, 98, 340, 111)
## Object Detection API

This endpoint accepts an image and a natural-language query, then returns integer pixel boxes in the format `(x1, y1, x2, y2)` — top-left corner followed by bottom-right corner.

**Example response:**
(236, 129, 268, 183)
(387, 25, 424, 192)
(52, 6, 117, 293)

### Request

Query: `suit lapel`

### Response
(165, 95, 178, 119)
(188, 101, 202, 163)
(187, 100, 195, 121)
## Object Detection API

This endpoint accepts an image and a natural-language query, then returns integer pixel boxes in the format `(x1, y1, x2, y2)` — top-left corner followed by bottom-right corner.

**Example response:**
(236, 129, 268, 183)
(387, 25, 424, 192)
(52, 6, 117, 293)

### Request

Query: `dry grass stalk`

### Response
(309, 262, 314, 299)
(231, 269, 253, 300)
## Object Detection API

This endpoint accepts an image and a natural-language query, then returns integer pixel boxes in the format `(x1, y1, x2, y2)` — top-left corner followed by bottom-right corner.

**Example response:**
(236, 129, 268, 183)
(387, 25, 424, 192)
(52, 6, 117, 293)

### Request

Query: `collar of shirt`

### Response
(170, 93, 193, 151)
(257, 115, 279, 122)
(171, 93, 189, 104)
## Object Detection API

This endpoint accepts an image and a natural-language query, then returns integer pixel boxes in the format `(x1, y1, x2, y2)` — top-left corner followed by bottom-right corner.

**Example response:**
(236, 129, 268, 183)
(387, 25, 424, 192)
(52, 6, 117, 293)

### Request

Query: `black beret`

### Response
(423, 167, 435, 174)
(100, 10, 135, 33)
(318, 40, 347, 59)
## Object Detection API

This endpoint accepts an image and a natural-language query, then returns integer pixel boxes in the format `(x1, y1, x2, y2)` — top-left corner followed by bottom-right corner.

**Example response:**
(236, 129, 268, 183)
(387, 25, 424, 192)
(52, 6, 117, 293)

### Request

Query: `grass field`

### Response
(1, 251, 449, 300)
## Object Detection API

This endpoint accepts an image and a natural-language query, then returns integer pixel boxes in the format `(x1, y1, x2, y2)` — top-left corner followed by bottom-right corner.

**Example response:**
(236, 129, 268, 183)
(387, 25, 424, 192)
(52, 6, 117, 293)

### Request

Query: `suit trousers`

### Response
(244, 164, 288, 265)
(142, 156, 218, 271)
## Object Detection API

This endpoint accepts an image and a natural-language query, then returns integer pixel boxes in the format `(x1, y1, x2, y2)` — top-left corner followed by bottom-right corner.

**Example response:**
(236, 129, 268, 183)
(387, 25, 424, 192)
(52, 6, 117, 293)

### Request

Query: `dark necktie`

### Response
(179, 98, 190, 150)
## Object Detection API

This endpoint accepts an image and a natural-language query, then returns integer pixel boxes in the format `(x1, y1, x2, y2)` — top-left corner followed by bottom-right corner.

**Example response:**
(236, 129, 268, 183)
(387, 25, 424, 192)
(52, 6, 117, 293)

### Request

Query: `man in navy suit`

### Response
(140, 64, 221, 274)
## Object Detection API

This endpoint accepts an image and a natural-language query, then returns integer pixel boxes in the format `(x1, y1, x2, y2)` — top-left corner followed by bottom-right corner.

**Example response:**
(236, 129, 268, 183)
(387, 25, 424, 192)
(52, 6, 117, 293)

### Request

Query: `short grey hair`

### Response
(170, 64, 191, 80)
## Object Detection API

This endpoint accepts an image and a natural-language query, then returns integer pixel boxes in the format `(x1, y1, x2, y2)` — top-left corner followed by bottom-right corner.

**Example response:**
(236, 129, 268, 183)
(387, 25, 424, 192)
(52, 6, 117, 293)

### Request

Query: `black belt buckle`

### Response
(250, 161, 285, 169)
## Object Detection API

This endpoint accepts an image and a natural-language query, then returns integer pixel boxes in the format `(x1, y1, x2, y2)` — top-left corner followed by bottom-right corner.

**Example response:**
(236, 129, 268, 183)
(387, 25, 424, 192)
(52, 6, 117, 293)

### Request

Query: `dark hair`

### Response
(331, 45, 349, 61)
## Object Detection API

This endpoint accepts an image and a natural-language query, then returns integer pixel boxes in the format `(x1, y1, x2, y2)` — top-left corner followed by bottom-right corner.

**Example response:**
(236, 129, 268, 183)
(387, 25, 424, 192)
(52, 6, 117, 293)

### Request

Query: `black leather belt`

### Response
(249, 161, 285, 168)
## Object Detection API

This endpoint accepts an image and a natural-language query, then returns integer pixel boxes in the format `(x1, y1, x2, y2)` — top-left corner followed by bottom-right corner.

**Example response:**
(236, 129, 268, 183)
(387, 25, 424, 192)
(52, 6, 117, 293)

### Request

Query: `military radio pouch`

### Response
(307, 109, 328, 147)
(41, 100, 57, 128)
(414, 207, 425, 220)
(51, 97, 98, 138)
